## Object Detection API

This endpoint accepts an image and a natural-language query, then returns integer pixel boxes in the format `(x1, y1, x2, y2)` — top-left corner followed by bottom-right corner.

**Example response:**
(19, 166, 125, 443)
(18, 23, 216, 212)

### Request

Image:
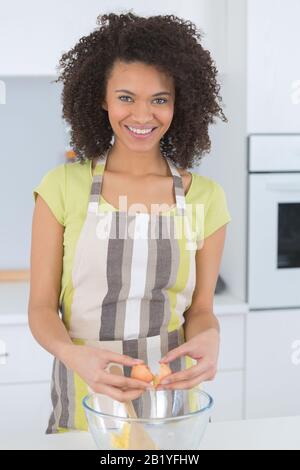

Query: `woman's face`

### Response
(102, 60, 175, 153)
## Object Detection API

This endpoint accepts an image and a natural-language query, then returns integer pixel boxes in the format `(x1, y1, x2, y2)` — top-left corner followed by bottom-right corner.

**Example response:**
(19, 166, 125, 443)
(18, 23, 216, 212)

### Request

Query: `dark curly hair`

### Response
(52, 11, 227, 169)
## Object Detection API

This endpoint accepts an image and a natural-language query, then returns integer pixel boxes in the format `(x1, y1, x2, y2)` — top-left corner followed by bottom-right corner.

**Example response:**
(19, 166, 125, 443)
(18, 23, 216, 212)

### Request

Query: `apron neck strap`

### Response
(88, 149, 186, 214)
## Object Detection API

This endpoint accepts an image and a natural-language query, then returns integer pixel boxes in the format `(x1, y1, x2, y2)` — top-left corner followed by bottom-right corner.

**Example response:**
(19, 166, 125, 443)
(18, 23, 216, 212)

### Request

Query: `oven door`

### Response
(248, 173, 300, 309)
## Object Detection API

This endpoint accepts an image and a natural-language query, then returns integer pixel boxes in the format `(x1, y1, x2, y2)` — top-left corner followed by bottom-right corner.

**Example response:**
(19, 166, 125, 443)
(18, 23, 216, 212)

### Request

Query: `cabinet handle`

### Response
(0, 353, 9, 358)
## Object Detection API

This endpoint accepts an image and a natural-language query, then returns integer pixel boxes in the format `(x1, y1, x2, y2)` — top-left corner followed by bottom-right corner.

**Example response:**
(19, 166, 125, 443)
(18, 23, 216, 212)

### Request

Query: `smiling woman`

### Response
(29, 11, 231, 438)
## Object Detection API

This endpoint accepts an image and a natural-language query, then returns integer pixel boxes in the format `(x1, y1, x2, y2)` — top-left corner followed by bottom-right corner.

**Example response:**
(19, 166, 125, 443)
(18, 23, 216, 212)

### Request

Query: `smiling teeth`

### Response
(127, 126, 153, 135)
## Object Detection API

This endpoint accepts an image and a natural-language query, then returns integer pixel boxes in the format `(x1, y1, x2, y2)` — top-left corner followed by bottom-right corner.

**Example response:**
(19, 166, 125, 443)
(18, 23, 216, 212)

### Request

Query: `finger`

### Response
(160, 361, 209, 384)
(95, 383, 145, 403)
(103, 351, 144, 367)
(105, 372, 152, 390)
(157, 372, 211, 390)
(108, 364, 152, 390)
(159, 344, 189, 364)
(119, 388, 146, 402)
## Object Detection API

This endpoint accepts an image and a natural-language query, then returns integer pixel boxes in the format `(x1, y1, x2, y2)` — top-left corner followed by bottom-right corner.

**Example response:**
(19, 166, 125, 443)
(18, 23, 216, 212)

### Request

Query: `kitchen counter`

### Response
(0, 282, 248, 324)
(1, 415, 299, 450)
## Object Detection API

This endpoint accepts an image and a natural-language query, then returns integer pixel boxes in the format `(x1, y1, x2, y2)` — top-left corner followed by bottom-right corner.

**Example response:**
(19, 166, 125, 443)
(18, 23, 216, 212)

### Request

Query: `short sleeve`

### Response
(203, 181, 232, 239)
(33, 164, 66, 226)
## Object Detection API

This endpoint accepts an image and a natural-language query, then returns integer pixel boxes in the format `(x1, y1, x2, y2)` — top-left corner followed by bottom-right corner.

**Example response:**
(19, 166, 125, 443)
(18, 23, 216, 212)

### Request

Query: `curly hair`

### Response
(52, 11, 227, 169)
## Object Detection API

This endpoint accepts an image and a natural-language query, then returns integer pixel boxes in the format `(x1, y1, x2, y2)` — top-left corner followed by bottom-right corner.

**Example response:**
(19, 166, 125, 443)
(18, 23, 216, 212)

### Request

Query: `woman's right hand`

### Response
(62, 344, 151, 402)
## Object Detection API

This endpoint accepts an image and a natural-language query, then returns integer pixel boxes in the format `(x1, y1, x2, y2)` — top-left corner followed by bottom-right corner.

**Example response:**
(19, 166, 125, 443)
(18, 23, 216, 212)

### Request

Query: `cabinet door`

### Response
(0, 382, 51, 436)
(202, 371, 244, 422)
(218, 316, 245, 371)
(246, 310, 300, 419)
(247, 0, 300, 133)
(0, 324, 53, 384)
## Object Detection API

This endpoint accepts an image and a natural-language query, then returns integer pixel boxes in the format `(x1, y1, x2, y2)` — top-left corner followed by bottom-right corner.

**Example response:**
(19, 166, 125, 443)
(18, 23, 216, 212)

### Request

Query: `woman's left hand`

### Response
(157, 328, 220, 390)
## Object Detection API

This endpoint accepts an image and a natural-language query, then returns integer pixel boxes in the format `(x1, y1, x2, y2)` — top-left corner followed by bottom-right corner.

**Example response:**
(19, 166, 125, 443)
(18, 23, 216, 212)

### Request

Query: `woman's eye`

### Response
(118, 96, 167, 104)
(118, 95, 132, 102)
(155, 98, 168, 104)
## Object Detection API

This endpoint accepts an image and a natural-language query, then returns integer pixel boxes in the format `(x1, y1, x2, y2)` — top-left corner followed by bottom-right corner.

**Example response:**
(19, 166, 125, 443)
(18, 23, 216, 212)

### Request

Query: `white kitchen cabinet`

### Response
(201, 314, 245, 422)
(247, 0, 300, 133)
(246, 309, 300, 419)
(0, 323, 53, 438)
(0, 283, 53, 438)
(0, 382, 51, 435)
(0, 324, 53, 384)
(218, 315, 245, 371)
(202, 371, 244, 422)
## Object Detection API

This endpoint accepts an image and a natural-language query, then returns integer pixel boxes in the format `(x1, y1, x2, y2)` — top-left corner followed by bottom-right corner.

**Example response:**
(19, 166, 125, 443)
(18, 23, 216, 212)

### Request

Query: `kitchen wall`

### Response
(0, 77, 66, 269)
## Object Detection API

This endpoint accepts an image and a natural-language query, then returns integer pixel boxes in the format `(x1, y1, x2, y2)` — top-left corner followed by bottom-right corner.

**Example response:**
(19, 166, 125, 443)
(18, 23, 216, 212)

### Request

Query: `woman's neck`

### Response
(95, 148, 170, 177)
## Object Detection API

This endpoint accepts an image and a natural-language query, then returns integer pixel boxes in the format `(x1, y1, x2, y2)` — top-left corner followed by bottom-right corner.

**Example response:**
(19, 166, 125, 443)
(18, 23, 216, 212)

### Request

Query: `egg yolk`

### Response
(152, 363, 172, 386)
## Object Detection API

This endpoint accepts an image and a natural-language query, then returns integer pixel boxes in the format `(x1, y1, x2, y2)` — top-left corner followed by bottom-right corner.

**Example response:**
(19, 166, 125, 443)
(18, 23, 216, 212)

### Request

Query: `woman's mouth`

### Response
(124, 125, 158, 139)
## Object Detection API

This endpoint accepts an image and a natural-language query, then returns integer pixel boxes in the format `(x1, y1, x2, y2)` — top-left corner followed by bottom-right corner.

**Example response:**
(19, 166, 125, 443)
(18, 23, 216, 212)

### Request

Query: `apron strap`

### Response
(88, 150, 186, 215)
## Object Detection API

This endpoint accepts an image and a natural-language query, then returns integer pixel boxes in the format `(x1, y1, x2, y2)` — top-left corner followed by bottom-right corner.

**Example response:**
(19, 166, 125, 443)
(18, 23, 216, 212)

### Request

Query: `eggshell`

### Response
(153, 363, 172, 387)
(130, 364, 154, 383)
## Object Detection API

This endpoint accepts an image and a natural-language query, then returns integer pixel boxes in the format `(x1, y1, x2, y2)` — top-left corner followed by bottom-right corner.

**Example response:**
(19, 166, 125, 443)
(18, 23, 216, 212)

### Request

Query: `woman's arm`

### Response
(158, 225, 228, 389)
(28, 195, 149, 402)
(28, 194, 72, 360)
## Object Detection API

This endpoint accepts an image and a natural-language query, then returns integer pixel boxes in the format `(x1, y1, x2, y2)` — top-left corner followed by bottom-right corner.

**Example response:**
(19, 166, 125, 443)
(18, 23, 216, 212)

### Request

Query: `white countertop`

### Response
(1, 416, 299, 450)
(0, 282, 248, 325)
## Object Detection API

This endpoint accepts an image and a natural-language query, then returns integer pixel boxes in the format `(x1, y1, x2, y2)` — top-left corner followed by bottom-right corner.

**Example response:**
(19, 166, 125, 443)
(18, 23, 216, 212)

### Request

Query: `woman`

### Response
(28, 12, 231, 434)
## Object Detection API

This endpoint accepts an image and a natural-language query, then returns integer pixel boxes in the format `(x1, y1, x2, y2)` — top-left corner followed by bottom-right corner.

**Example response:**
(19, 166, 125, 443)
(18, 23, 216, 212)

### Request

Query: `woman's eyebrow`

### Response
(115, 89, 172, 96)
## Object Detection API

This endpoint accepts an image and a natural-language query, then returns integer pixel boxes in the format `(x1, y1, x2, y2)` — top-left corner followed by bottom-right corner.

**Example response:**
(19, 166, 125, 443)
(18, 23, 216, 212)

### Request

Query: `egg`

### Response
(131, 363, 172, 388)
(130, 364, 154, 383)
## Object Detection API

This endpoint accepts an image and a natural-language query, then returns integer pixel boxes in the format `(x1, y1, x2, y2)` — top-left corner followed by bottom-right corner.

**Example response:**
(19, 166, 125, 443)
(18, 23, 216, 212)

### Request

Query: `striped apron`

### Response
(46, 149, 199, 434)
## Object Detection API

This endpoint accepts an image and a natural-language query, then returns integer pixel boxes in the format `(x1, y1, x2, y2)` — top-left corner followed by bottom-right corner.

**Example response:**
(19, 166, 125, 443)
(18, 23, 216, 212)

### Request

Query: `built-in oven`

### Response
(247, 134, 300, 309)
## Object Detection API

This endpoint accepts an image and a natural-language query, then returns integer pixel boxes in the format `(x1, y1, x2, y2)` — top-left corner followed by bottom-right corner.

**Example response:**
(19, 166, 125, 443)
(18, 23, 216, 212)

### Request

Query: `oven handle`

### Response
(266, 182, 300, 192)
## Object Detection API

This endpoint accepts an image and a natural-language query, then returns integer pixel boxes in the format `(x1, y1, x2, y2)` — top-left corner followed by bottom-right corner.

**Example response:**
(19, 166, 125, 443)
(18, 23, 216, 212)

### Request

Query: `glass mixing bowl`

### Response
(83, 388, 213, 450)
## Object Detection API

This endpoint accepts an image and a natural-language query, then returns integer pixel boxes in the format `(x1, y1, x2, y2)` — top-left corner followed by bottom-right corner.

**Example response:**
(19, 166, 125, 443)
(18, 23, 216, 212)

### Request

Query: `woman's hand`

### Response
(62, 344, 151, 402)
(157, 328, 220, 390)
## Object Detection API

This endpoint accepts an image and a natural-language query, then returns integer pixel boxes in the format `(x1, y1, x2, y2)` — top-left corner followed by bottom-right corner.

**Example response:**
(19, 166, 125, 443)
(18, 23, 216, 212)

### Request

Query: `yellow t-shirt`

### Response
(33, 158, 232, 308)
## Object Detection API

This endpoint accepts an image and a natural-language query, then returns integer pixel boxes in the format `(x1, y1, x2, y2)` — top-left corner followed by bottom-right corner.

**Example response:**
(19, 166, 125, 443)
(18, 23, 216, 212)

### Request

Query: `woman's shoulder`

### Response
(66, 157, 91, 172)
(184, 171, 222, 203)
(36, 158, 90, 187)
(185, 172, 232, 238)
(33, 159, 91, 223)
(65, 158, 91, 180)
